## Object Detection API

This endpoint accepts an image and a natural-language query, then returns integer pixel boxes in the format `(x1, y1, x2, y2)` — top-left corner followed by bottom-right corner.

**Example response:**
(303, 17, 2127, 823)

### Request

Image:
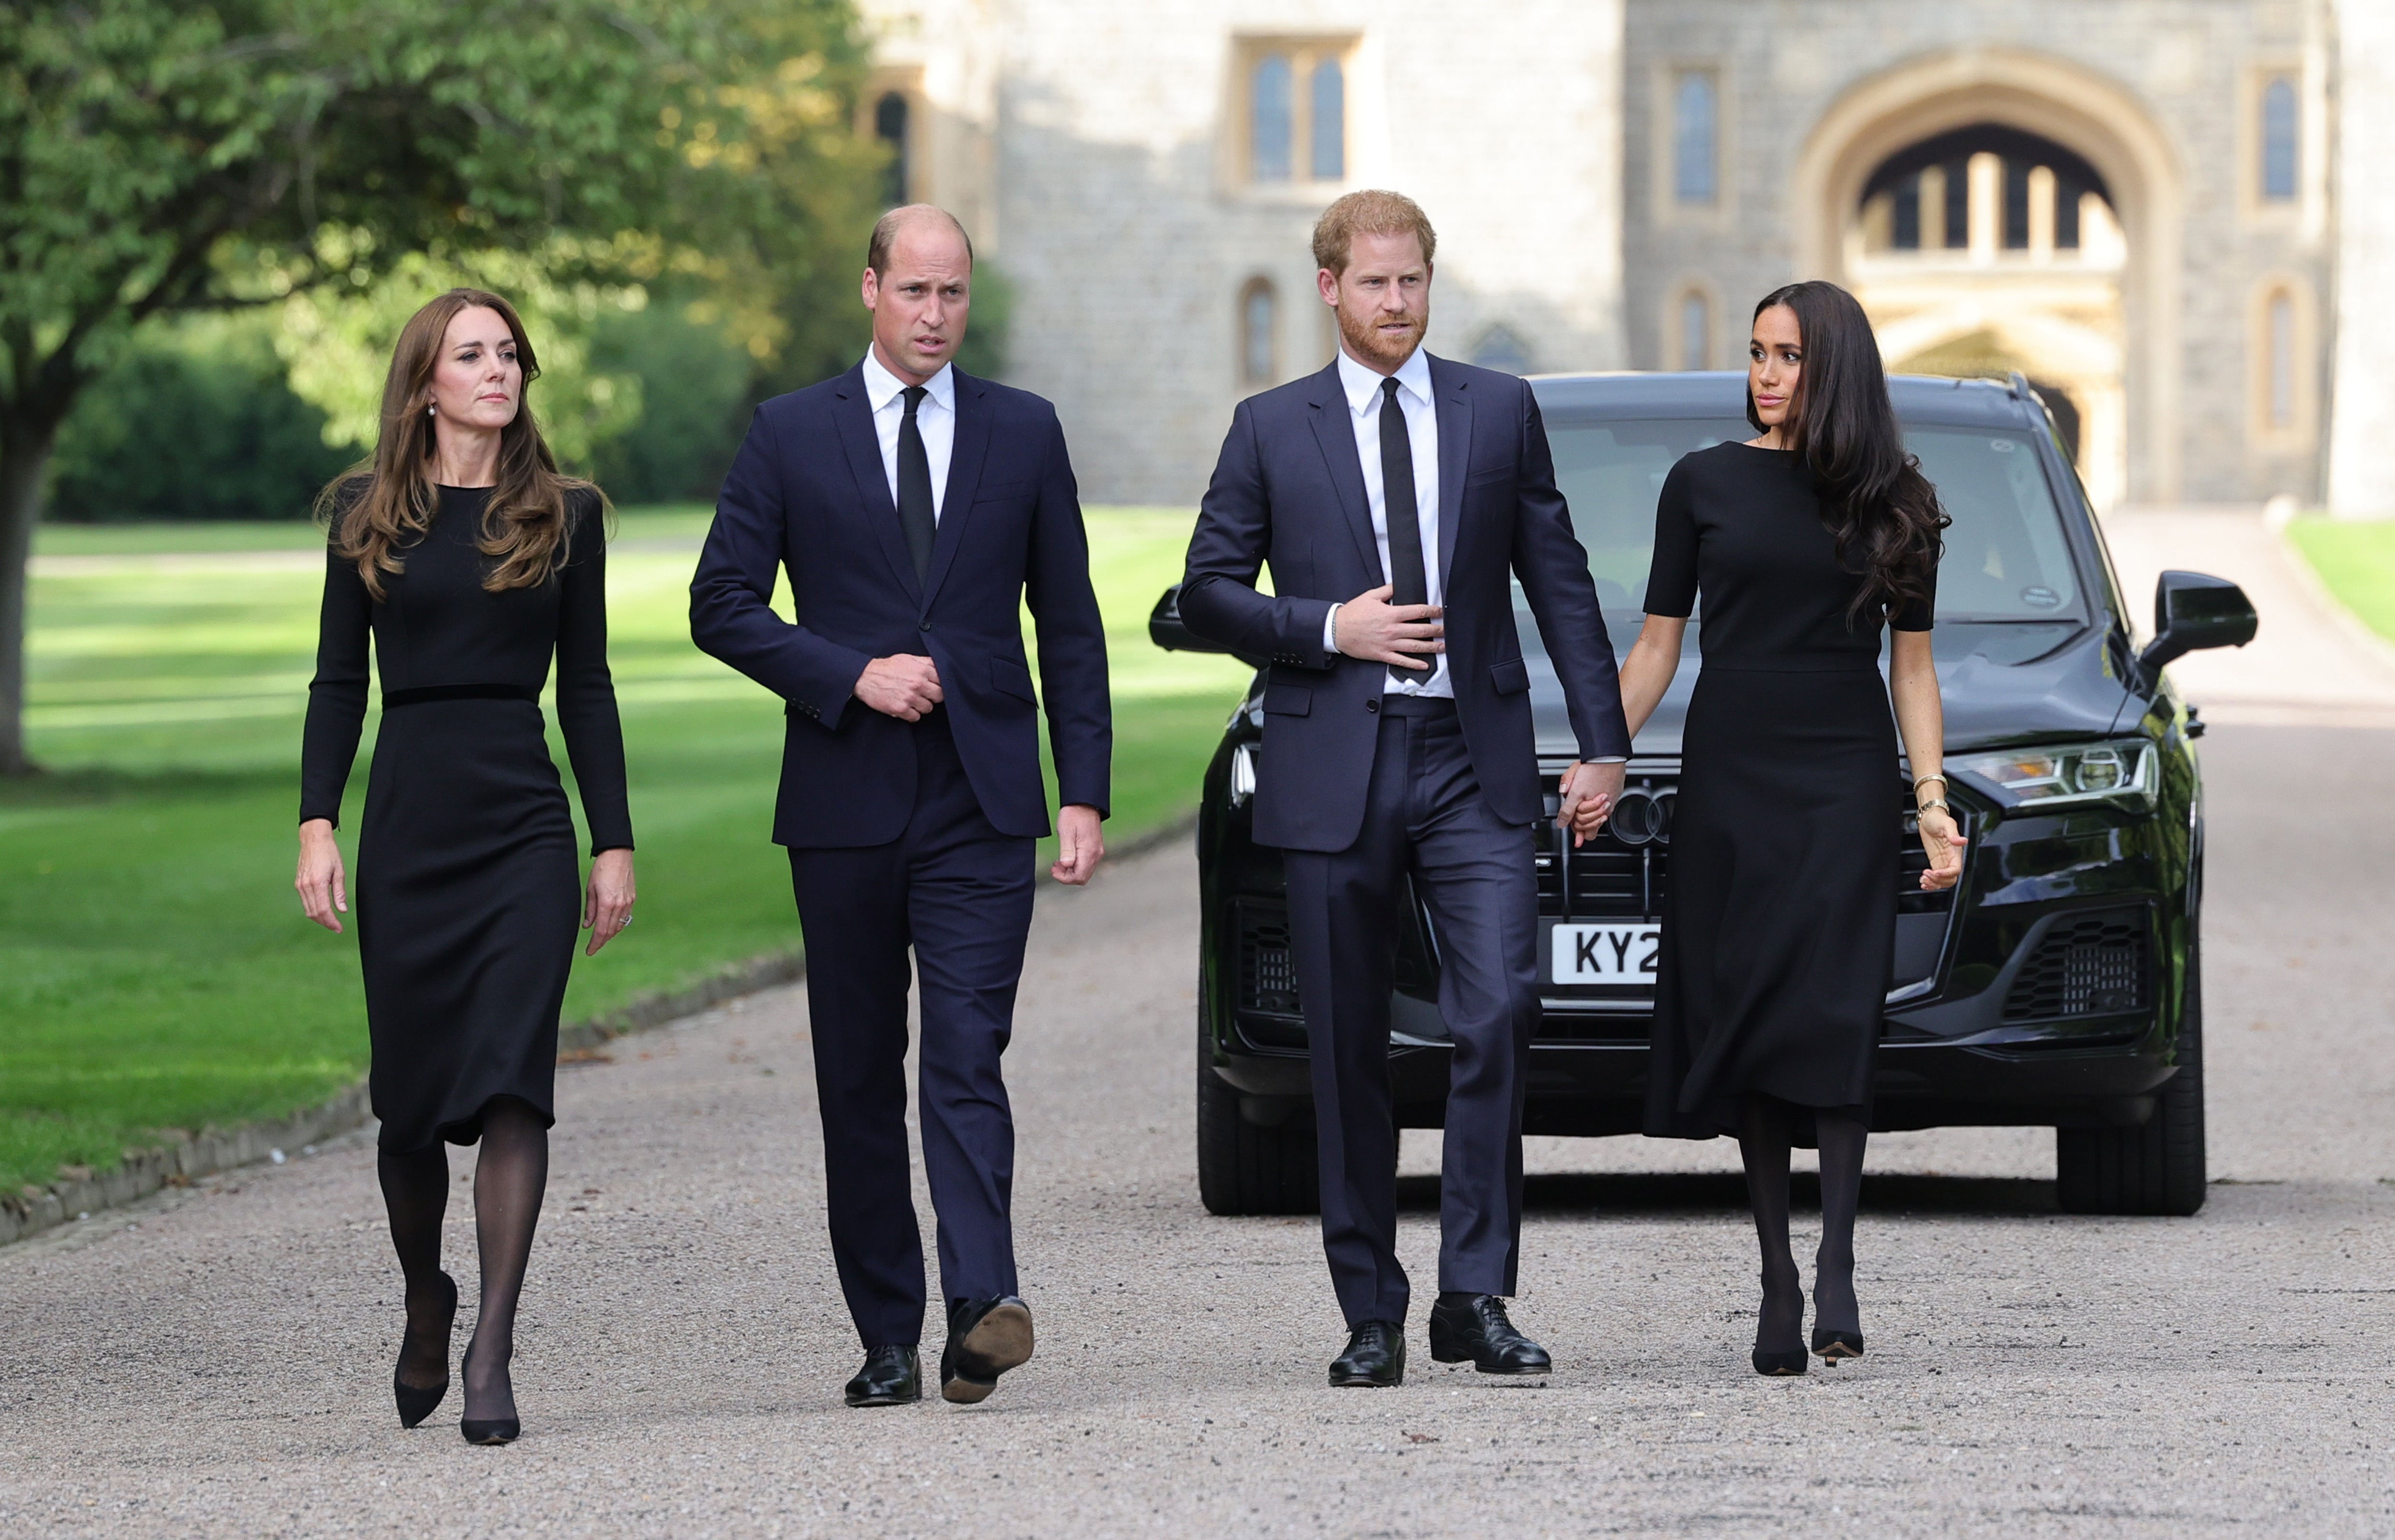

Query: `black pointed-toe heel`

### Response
(457, 1341, 521, 1446)
(393, 1272, 458, 1429)
(1811, 1328, 1864, 1365)
(1752, 1347, 1809, 1377)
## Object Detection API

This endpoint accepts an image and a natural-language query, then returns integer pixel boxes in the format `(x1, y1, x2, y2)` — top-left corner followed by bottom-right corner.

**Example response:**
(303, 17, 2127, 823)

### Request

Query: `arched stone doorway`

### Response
(1793, 50, 2185, 509)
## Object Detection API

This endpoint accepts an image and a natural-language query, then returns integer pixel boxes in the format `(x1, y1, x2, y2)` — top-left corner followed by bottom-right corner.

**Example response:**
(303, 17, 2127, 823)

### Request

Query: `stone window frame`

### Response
(859, 67, 925, 209)
(1664, 278, 1722, 371)
(1228, 35, 1360, 198)
(2235, 61, 2315, 231)
(1237, 275, 1280, 387)
(2247, 272, 2317, 454)
(1649, 60, 1733, 229)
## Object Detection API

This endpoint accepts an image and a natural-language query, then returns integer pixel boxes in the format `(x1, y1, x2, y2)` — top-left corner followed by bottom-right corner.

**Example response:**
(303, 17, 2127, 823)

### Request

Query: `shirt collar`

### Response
(860, 348, 956, 414)
(1337, 344, 1434, 416)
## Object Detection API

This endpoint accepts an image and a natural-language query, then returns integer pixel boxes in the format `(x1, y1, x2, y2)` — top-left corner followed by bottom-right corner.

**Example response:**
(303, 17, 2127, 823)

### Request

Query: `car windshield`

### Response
(1542, 418, 2086, 624)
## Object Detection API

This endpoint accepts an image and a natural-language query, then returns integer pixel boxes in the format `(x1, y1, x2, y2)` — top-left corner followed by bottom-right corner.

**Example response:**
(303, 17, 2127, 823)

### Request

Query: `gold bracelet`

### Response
(1917, 798, 1950, 815)
(1912, 772, 1948, 791)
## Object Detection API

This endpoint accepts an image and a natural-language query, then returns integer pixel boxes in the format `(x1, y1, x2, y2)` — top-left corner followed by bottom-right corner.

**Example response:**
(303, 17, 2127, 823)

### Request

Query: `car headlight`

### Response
(1948, 739, 2156, 812)
(1227, 742, 1257, 807)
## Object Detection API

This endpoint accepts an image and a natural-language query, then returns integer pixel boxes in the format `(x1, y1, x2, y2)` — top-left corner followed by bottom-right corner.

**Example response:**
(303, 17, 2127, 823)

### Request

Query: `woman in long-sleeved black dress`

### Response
(1610, 282, 1962, 1377)
(295, 288, 634, 1444)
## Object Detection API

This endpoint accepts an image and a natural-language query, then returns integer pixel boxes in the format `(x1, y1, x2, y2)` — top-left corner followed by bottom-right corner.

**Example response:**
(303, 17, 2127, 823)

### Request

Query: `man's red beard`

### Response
(1337, 304, 1426, 370)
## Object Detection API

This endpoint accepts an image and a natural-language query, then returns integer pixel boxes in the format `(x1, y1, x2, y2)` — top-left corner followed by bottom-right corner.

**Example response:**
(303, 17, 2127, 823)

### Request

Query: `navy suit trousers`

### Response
(1281, 697, 1541, 1327)
(787, 708, 1036, 1348)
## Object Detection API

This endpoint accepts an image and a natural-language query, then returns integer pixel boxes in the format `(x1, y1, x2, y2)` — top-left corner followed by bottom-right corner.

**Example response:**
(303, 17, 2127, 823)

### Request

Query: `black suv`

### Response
(1152, 371, 2256, 1219)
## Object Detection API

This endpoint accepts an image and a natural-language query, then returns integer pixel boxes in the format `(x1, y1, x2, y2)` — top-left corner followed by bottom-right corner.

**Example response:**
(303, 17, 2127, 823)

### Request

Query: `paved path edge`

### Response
(0, 809, 1202, 1250)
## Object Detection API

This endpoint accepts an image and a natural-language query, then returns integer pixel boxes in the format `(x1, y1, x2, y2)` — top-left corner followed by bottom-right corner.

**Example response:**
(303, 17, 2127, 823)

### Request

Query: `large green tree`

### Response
(0, 0, 880, 773)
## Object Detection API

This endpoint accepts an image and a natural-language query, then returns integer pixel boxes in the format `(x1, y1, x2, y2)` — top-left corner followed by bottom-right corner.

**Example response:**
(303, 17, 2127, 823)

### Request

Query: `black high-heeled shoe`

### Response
(457, 1340, 521, 1446)
(1751, 1347, 1809, 1376)
(1811, 1327, 1865, 1364)
(392, 1272, 458, 1428)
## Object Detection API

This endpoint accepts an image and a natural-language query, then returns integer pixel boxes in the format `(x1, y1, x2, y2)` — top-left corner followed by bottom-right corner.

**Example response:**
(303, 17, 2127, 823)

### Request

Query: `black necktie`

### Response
(1379, 376, 1427, 607)
(897, 385, 935, 583)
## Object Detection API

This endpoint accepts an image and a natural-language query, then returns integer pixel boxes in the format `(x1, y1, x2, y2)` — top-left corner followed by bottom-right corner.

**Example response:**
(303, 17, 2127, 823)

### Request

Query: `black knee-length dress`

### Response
(300, 486, 632, 1153)
(1641, 442, 1934, 1140)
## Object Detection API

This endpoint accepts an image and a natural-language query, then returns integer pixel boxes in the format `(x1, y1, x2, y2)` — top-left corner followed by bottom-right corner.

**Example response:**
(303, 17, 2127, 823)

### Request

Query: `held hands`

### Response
(1916, 807, 1968, 891)
(583, 848, 637, 954)
(295, 819, 348, 932)
(857, 654, 944, 721)
(1053, 804, 1105, 885)
(1557, 761, 1624, 848)
(1334, 585, 1443, 669)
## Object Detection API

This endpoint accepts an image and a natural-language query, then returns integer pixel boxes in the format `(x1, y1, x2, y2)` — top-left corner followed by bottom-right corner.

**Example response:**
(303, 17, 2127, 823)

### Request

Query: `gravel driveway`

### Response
(2, 722, 2391, 1538)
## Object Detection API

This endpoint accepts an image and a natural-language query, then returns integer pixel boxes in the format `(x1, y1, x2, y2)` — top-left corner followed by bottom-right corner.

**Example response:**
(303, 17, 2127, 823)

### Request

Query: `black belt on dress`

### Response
(381, 683, 540, 709)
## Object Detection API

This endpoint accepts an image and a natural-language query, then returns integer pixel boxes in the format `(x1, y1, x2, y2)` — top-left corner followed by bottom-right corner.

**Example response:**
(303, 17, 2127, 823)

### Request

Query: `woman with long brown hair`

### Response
(294, 288, 634, 1443)
(1614, 281, 1962, 1376)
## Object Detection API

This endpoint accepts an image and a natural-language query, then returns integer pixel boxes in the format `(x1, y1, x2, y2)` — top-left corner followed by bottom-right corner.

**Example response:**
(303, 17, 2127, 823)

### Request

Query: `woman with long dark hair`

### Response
(1613, 281, 1962, 1375)
(294, 288, 635, 1442)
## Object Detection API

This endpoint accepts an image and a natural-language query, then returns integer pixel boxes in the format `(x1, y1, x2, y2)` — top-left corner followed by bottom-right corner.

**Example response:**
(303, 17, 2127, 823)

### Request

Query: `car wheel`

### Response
(1196, 1019, 1320, 1217)
(2055, 941, 2207, 1217)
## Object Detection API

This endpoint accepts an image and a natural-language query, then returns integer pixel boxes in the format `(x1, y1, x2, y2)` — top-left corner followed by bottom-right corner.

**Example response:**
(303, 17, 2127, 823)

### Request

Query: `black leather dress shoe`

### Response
(1427, 1293, 1552, 1375)
(1329, 1320, 1406, 1387)
(941, 1297, 1034, 1404)
(844, 1345, 923, 1407)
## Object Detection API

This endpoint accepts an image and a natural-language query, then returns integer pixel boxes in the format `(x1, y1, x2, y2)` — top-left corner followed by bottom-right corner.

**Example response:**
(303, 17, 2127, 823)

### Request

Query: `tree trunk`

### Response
(0, 418, 57, 776)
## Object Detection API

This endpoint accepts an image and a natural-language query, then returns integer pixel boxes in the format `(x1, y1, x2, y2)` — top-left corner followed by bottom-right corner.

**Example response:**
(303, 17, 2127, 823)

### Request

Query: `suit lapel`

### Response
(923, 368, 991, 608)
(831, 367, 921, 603)
(1431, 355, 1471, 587)
(1305, 361, 1384, 580)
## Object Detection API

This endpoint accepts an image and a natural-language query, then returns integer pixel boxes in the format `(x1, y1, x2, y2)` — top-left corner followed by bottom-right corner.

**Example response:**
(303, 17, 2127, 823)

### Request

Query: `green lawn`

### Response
(2285, 519, 2395, 643)
(1, 508, 1247, 1193)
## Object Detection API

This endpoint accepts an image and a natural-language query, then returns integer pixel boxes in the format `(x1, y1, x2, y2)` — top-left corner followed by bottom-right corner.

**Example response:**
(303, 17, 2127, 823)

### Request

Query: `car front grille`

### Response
(1236, 903, 1302, 1016)
(2002, 907, 2150, 1021)
(1534, 774, 1951, 920)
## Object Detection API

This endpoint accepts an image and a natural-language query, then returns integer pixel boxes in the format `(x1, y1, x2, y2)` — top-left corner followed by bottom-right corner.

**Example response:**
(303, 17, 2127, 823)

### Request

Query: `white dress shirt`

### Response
(860, 348, 955, 522)
(1323, 346, 1450, 698)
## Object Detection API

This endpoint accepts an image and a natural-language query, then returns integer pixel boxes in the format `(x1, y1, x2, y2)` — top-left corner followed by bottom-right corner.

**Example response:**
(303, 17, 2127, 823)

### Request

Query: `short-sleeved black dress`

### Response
(301, 485, 632, 1153)
(1641, 443, 1934, 1140)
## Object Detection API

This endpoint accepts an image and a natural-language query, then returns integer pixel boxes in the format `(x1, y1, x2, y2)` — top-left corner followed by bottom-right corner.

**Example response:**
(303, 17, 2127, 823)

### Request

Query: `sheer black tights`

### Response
(375, 1098, 548, 1420)
(1736, 1094, 1867, 1351)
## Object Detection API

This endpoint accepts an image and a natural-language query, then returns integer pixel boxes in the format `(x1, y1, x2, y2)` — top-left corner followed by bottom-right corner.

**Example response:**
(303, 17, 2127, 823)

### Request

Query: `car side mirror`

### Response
(2135, 570, 2257, 681)
(1147, 583, 1222, 654)
(1149, 582, 1269, 670)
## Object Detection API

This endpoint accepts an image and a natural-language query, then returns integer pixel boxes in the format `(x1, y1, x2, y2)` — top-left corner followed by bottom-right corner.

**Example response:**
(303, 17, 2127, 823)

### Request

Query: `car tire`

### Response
(2055, 943, 2207, 1217)
(1196, 1020, 1320, 1217)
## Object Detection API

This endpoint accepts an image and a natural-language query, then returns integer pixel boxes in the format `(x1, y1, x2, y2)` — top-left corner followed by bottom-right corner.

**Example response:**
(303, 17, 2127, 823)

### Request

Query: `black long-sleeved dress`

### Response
(1640, 443, 1935, 1139)
(301, 485, 632, 1153)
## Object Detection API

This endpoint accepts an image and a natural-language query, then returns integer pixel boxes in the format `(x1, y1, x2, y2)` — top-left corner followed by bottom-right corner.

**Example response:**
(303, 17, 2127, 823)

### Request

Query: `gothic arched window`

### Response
(1677, 290, 1711, 371)
(1311, 58, 1345, 181)
(2261, 77, 2298, 202)
(1673, 71, 1718, 205)
(1251, 54, 1293, 183)
(1240, 278, 1278, 385)
(875, 91, 910, 208)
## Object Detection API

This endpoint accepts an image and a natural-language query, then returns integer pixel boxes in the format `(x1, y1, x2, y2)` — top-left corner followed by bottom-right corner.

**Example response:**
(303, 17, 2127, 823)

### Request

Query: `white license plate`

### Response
(1549, 923, 1660, 984)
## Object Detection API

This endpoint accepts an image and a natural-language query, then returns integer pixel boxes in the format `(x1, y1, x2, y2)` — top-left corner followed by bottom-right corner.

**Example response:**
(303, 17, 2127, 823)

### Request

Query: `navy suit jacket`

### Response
(1179, 354, 1630, 854)
(690, 363, 1110, 848)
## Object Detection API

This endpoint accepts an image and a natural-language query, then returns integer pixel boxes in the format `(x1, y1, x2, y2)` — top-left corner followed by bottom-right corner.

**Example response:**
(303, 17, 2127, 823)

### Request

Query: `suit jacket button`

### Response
(919, 620, 932, 632)
(1366, 698, 1380, 713)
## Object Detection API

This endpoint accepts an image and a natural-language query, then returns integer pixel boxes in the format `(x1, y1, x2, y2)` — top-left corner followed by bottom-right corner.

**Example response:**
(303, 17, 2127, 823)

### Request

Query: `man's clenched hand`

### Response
(856, 654, 944, 721)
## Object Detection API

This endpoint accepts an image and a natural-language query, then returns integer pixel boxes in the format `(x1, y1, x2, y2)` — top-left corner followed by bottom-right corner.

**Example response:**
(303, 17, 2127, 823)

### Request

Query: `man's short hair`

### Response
(1312, 190, 1437, 277)
(868, 204, 974, 276)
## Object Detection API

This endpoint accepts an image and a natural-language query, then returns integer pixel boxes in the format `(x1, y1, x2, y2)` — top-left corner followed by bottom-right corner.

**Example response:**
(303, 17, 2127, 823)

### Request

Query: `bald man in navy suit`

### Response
(692, 206, 1110, 1410)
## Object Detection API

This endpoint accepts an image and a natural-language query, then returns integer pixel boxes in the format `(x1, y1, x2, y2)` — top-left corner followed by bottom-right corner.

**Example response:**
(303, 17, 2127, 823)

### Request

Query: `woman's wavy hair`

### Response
(316, 288, 598, 600)
(1745, 280, 1948, 622)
